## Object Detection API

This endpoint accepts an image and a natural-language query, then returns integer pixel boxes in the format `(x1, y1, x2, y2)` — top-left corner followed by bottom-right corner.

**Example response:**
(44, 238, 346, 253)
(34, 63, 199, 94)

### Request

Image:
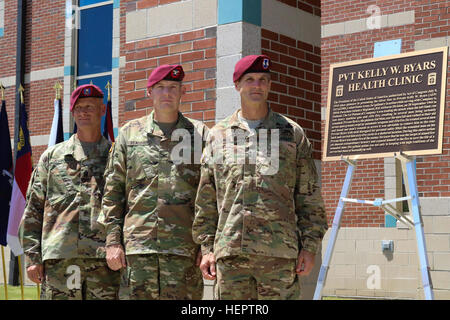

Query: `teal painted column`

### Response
(218, 0, 261, 26)
(216, 0, 262, 121)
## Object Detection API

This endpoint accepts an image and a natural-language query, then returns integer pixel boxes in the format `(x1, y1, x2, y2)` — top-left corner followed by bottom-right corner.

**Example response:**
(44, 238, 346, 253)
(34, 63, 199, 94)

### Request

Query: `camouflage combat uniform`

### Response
(102, 111, 208, 300)
(22, 135, 120, 300)
(192, 108, 328, 300)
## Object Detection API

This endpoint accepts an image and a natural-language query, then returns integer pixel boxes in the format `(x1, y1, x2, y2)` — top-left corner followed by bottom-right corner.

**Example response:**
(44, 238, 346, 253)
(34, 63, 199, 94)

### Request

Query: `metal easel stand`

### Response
(313, 153, 434, 300)
(396, 152, 434, 300)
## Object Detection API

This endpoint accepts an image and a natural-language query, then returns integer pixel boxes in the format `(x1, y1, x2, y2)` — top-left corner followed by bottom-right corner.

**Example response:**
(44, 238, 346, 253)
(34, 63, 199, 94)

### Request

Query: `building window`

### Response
(77, 3, 113, 76)
(75, 1, 113, 130)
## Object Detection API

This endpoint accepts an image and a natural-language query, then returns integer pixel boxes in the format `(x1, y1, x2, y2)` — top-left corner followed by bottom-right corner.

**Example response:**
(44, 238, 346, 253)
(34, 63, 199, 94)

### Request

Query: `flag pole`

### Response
(54, 81, 62, 100)
(17, 255, 24, 300)
(17, 84, 25, 300)
(0, 84, 9, 300)
(1, 246, 8, 300)
(36, 273, 40, 300)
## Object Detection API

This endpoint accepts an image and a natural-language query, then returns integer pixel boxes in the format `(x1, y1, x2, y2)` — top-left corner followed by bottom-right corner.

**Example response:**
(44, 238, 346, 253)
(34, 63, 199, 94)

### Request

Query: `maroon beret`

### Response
(147, 64, 185, 88)
(70, 84, 104, 111)
(233, 55, 271, 82)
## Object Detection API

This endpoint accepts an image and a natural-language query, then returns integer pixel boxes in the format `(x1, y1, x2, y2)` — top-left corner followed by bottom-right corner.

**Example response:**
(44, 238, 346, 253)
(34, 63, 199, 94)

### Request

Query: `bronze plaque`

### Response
(323, 47, 448, 161)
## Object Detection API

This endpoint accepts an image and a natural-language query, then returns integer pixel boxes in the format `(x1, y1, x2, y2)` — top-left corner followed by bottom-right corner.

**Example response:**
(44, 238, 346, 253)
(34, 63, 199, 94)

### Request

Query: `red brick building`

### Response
(321, 0, 450, 299)
(0, 0, 322, 299)
(1, 0, 448, 299)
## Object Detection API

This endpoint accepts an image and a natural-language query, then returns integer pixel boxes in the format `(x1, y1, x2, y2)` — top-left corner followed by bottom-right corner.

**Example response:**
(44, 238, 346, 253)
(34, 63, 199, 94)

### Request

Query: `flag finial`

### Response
(0, 83, 5, 101)
(18, 84, 24, 104)
(105, 81, 112, 102)
(54, 81, 62, 100)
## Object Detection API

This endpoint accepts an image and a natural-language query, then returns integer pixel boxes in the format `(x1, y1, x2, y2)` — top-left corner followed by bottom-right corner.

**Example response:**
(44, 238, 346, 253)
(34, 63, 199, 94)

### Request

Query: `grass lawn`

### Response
(0, 285, 40, 300)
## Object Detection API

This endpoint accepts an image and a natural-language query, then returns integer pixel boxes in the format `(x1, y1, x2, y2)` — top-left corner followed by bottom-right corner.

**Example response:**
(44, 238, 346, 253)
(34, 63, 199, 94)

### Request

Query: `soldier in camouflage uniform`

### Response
(22, 84, 120, 300)
(102, 65, 208, 300)
(192, 55, 328, 300)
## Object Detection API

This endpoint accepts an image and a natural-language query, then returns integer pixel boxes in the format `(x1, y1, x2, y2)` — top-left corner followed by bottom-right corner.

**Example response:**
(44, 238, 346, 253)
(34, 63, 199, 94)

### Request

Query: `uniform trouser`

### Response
(215, 254, 301, 300)
(126, 253, 203, 300)
(41, 258, 121, 300)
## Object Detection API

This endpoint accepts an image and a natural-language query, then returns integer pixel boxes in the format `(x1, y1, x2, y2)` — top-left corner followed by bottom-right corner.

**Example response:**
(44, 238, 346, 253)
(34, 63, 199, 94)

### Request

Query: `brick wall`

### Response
(0, 0, 17, 145)
(24, 0, 65, 72)
(415, 0, 450, 197)
(277, 0, 321, 16)
(322, 0, 415, 25)
(261, 29, 322, 159)
(120, 27, 217, 128)
(0, 0, 17, 78)
(26, 1, 65, 163)
(322, 1, 450, 226)
(25, 78, 64, 137)
(415, 0, 449, 41)
(0, 1, 65, 164)
(32, 145, 48, 164)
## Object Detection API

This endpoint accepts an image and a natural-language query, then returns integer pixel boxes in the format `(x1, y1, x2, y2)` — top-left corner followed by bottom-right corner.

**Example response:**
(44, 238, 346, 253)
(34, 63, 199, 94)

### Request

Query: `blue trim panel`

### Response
(385, 215, 397, 228)
(112, 57, 120, 69)
(373, 39, 402, 58)
(218, 0, 243, 25)
(64, 66, 74, 76)
(218, 0, 261, 26)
